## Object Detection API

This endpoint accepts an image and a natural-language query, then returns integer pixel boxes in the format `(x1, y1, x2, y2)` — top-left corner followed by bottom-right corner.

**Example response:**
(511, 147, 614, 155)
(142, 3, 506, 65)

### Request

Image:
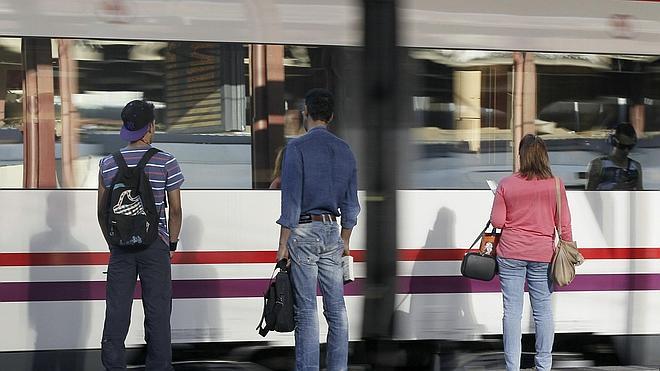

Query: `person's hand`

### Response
(169, 251, 175, 260)
(277, 244, 289, 262)
(342, 238, 350, 256)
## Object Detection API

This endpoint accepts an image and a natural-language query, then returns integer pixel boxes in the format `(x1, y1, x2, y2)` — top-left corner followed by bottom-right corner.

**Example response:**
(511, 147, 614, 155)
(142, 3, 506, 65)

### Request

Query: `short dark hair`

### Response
(304, 88, 334, 122)
(613, 123, 637, 145)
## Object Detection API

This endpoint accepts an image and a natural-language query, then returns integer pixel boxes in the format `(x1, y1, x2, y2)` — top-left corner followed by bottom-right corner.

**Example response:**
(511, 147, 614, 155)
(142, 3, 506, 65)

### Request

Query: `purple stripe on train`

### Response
(1, 274, 660, 302)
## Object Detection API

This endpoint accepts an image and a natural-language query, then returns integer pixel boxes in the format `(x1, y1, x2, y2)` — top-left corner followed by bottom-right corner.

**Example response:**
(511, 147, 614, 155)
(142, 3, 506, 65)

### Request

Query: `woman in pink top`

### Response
(490, 134, 573, 371)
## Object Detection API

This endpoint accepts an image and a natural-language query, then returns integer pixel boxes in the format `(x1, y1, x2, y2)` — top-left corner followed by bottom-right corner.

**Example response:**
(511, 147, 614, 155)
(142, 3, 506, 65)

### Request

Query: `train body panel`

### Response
(1, 190, 659, 351)
(1, 0, 660, 361)
(0, 1, 656, 53)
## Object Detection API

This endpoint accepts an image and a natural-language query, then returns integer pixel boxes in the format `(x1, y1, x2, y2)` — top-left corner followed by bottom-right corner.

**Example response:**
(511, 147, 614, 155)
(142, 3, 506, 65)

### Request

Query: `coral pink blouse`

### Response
(490, 174, 573, 263)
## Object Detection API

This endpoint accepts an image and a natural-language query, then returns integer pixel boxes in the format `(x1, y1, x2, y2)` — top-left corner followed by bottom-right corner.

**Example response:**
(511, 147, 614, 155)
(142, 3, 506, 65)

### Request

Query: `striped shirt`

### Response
(99, 146, 184, 243)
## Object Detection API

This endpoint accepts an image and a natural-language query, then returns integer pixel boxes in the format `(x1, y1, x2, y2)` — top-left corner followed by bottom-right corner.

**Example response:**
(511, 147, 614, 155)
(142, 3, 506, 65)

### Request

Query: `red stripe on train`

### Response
(1, 247, 659, 266)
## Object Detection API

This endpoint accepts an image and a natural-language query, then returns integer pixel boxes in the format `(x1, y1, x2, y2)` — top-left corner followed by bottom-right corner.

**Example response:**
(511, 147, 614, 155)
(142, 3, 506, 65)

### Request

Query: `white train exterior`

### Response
(1, 0, 660, 366)
(2, 190, 660, 350)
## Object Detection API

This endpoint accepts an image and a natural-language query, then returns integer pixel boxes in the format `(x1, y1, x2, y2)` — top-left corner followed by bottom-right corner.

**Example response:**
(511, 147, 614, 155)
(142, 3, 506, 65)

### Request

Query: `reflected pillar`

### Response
(0, 67, 7, 124)
(630, 104, 645, 135)
(512, 52, 523, 171)
(522, 52, 537, 136)
(512, 52, 537, 171)
(454, 70, 481, 152)
(22, 37, 56, 188)
(250, 44, 284, 189)
(58, 39, 80, 188)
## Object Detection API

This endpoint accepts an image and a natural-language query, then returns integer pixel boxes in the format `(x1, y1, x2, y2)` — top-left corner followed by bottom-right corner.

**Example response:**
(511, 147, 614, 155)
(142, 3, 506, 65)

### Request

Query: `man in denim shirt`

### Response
(276, 88, 360, 371)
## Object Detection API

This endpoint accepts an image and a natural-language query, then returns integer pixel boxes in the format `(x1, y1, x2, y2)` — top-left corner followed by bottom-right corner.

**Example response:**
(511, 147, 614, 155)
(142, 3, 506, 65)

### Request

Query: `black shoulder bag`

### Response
(460, 221, 499, 281)
(256, 259, 295, 337)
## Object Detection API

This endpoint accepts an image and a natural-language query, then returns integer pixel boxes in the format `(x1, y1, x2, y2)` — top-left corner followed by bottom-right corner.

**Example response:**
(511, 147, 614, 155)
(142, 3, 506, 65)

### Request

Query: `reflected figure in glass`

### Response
(586, 123, 643, 191)
(269, 146, 286, 190)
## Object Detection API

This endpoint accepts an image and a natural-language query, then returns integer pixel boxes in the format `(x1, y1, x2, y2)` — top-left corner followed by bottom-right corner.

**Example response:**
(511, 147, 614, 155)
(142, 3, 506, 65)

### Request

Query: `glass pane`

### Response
(54, 39, 251, 189)
(0, 38, 23, 188)
(281, 45, 362, 137)
(272, 45, 362, 189)
(534, 52, 655, 190)
(408, 49, 514, 189)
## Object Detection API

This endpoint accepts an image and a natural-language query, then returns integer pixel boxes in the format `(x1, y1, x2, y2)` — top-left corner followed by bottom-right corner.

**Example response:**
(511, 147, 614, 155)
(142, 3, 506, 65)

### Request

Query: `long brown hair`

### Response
(272, 146, 285, 181)
(518, 134, 553, 180)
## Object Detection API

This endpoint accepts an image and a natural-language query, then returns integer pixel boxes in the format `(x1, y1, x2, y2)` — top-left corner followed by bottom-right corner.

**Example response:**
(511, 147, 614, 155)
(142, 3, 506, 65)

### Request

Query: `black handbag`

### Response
(460, 221, 499, 281)
(256, 259, 295, 337)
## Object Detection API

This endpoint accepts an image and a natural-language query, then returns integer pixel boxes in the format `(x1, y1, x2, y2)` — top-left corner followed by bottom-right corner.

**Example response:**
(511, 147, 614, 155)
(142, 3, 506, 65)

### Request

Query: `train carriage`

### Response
(1, 0, 660, 369)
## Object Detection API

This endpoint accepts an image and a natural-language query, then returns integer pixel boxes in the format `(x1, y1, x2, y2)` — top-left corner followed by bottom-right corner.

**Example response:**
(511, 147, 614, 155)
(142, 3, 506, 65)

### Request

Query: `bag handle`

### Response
(256, 295, 269, 336)
(467, 221, 492, 252)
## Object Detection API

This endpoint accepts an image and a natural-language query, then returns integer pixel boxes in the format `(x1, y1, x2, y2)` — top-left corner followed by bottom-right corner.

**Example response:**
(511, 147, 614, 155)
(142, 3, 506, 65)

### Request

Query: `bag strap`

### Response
(264, 280, 285, 331)
(112, 151, 129, 173)
(554, 177, 562, 238)
(467, 221, 491, 251)
(136, 147, 160, 171)
(112, 147, 160, 174)
(255, 262, 281, 336)
(137, 147, 167, 208)
(257, 295, 270, 337)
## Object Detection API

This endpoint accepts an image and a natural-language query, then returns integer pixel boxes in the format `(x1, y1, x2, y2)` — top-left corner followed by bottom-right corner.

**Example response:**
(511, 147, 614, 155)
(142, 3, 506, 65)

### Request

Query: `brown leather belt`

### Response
(299, 214, 336, 223)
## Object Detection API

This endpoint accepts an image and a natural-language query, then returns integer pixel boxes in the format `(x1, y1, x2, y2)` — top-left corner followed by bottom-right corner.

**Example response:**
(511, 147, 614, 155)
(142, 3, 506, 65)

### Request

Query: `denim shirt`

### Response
(277, 126, 360, 229)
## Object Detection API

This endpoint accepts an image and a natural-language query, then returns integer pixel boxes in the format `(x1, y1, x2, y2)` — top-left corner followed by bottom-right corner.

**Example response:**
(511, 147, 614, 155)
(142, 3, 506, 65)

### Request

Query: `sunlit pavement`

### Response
(124, 361, 660, 371)
(128, 364, 660, 371)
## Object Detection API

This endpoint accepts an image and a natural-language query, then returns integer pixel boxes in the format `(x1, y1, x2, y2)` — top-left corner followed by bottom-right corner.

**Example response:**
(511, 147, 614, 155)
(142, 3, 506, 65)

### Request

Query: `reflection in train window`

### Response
(4, 40, 364, 189)
(4, 40, 660, 190)
(53, 40, 253, 189)
(0, 38, 24, 189)
(408, 49, 514, 189)
(407, 50, 660, 190)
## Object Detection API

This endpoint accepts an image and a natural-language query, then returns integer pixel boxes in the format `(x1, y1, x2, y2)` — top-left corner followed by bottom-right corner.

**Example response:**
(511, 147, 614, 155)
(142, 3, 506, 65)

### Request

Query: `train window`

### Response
(14, 40, 657, 191)
(0, 38, 24, 188)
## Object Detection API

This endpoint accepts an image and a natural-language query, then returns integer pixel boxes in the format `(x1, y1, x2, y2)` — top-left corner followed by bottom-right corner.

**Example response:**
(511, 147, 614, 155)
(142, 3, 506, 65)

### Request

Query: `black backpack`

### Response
(257, 259, 295, 337)
(104, 148, 160, 248)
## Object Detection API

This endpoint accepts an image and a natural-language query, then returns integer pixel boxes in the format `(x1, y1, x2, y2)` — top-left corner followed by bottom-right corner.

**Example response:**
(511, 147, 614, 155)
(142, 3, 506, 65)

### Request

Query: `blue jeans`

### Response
(497, 257, 554, 371)
(288, 221, 348, 371)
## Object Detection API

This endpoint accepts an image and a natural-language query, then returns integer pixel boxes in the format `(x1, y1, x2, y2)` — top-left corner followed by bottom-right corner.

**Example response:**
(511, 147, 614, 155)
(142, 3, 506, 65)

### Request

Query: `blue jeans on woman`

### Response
(497, 257, 554, 371)
(288, 221, 349, 371)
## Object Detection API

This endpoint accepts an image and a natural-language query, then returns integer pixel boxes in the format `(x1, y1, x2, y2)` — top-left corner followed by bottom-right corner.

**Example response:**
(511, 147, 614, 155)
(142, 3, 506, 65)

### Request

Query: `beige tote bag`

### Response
(551, 178, 584, 286)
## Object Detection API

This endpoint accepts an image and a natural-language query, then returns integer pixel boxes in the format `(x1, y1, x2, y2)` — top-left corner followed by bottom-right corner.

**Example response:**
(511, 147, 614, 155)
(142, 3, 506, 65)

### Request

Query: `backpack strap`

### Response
(136, 147, 160, 171)
(112, 148, 160, 173)
(112, 151, 129, 173)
